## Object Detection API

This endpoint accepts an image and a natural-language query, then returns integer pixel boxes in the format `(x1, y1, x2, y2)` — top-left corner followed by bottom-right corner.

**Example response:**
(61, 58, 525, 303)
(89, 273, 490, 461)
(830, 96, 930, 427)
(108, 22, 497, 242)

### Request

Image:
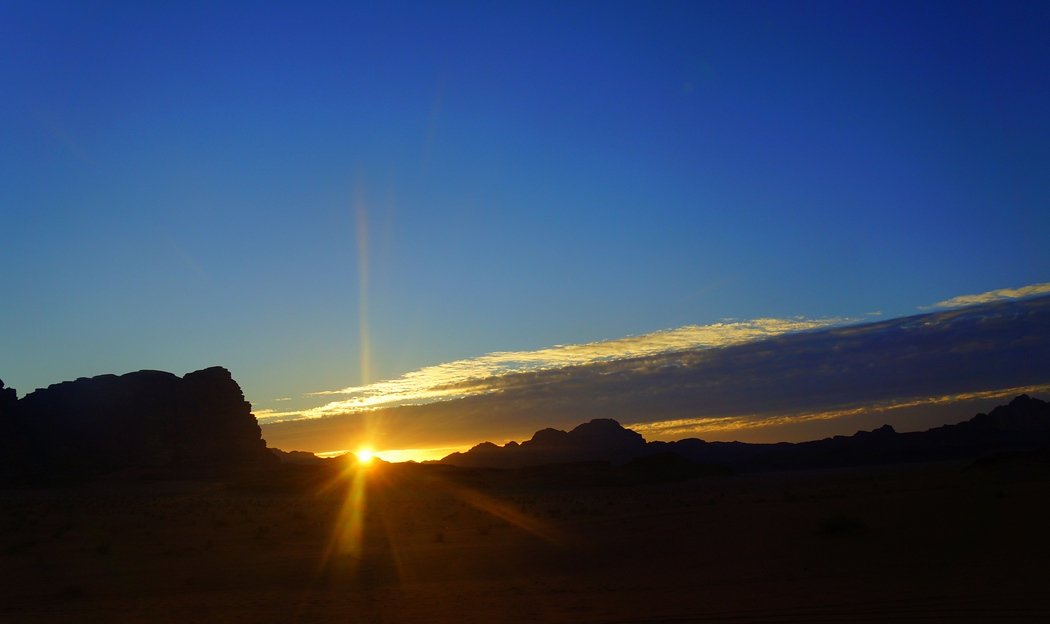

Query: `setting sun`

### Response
(355, 448, 375, 464)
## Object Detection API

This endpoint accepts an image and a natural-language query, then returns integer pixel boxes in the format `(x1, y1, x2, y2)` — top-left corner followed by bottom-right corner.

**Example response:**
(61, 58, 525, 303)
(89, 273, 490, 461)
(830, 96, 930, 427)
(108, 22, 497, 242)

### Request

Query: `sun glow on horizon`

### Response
(316, 438, 563, 579)
(314, 444, 472, 463)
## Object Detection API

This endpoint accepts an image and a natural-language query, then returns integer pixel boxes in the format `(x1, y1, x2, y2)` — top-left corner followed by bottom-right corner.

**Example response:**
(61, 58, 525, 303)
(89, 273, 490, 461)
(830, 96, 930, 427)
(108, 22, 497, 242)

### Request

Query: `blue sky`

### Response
(2, 1, 1048, 449)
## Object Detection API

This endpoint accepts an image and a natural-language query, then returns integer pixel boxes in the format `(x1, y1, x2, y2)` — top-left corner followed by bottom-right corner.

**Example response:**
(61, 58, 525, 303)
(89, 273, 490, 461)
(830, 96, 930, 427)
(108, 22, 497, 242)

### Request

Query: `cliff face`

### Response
(2, 367, 273, 476)
(0, 378, 15, 414)
(0, 378, 18, 466)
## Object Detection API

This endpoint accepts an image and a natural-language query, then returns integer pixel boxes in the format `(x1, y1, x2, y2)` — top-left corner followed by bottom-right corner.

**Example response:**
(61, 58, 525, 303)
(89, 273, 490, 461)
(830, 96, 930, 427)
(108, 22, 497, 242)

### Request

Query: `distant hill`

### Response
(0, 367, 275, 479)
(443, 419, 647, 469)
(441, 395, 1050, 471)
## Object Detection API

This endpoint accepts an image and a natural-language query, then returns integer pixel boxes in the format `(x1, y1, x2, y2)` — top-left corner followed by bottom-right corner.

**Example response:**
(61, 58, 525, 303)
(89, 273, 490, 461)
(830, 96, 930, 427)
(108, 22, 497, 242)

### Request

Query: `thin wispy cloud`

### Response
(928, 282, 1050, 309)
(259, 317, 847, 423)
(626, 383, 1050, 440)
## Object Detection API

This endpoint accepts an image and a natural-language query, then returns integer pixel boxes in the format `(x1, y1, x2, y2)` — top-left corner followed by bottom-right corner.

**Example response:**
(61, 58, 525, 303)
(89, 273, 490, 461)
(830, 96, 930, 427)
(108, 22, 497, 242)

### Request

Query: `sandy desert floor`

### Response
(2, 456, 1049, 623)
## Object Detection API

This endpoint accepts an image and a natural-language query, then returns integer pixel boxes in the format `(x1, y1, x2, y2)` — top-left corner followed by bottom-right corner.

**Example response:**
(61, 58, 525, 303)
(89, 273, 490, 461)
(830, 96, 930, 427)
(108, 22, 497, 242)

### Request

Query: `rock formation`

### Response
(2, 367, 274, 477)
(442, 418, 647, 468)
(0, 378, 19, 468)
(0, 378, 15, 415)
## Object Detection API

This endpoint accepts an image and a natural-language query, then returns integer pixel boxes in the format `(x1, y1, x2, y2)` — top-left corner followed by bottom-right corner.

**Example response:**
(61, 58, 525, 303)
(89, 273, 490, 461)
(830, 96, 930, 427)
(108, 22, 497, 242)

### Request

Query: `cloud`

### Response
(928, 282, 1050, 309)
(626, 383, 1050, 440)
(261, 295, 1050, 453)
(266, 317, 847, 423)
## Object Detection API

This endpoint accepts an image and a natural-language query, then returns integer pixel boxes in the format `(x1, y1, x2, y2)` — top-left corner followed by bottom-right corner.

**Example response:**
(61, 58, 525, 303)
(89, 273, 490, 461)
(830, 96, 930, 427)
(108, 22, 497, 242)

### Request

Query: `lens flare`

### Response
(321, 460, 370, 567)
(356, 448, 375, 464)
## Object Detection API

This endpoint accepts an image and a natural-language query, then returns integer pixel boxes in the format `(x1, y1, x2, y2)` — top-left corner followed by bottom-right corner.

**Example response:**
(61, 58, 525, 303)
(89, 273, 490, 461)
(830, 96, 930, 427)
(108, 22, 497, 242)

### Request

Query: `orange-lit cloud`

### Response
(928, 281, 1050, 309)
(626, 383, 1050, 440)
(261, 317, 847, 423)
(261, 295, 1050, 455)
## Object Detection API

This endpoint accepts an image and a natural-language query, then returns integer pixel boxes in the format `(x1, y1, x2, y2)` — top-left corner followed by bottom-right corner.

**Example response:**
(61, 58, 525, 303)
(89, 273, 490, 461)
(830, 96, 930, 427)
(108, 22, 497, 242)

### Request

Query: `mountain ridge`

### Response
(440, 394, 1050, 471)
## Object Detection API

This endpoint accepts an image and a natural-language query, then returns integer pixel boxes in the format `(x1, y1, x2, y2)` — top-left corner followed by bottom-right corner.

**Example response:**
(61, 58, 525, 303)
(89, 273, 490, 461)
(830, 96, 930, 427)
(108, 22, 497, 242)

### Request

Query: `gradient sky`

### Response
(3, 2, 1049, 455)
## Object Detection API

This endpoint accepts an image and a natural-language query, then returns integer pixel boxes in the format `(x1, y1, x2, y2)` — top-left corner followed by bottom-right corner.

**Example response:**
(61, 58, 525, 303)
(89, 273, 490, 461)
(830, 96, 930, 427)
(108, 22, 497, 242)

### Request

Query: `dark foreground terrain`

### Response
(3, 455, 1049, 623)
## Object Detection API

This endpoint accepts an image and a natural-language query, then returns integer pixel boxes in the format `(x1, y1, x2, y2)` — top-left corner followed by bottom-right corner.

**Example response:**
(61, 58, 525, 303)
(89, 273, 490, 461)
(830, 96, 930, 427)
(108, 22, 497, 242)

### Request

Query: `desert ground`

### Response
(3, 457, 1049, 623)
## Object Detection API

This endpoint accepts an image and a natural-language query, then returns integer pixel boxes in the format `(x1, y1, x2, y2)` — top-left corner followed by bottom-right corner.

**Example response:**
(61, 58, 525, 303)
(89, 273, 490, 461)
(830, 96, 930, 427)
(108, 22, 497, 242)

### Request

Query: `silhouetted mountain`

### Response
(269, 448, 329, 465)
(0, 378, 18, 468)
(0, 367, 275, 479)
(0, 378, 15, 415)
(443, 418, 647, 468)
(742, 394, 1050, 470)
(441, 395, 1050, 472)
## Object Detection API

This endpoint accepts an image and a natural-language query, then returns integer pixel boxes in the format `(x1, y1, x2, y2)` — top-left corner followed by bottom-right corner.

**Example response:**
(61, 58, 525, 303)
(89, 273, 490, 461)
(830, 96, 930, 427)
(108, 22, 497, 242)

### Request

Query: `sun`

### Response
(355, 447, 376, 465)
